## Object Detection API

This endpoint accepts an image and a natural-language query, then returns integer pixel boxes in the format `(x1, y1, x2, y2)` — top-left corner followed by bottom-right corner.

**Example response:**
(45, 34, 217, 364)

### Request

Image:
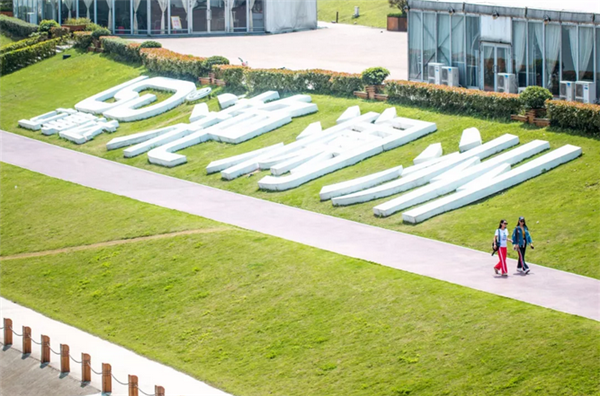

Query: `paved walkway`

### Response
(0, 343, 100, 396)
(133, 22, 408, 79)
(0, 298, 231, 396)
(1, 131, 599, 322)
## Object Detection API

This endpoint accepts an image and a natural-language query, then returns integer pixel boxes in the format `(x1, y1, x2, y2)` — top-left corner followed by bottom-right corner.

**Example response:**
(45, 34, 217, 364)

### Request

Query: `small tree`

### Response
(361, 67, 390, 86)
(388, 0, 408, 12)
(520, 86, 553, 110)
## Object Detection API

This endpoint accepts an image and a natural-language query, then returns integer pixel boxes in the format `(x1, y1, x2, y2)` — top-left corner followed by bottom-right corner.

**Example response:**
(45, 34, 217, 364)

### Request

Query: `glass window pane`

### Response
(466, 15, 479, 87)
(562, 25, 577, 81)
(578, 26, 594, 81)
(62, 0, 76, 21)
(451, 15, 465, 86)
(545, 24, 560, 95)
(231, 0, 246, 32)
(114, 0, 130, 33)
(192, 0, 207, 32)
(133, 0, 147, 33)
(436, 13, 450, 65)
(169, 0, 187, 33)
(528, 22, 543, 86)
(512, 20, 526, 87)
(151, 0, 166, 34)
(97, 0, 110, 28)
(210, 0, 226, 32)
(597, 28, 600, 102)
(250, 0, 263, 32)
(408, 10, 422, 80)
(79, 0, 94, 20)
(423, 12, 436, 81)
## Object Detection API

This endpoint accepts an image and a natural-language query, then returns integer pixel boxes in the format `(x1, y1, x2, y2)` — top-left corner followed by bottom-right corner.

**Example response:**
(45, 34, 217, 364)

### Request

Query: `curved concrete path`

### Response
(1, 131, 598, 322)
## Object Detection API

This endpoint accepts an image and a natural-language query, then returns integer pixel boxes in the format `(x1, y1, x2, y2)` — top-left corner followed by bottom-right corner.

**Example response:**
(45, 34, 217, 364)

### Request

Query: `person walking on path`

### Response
(512, 216, 534, 274)
(493, 219, 510, 276)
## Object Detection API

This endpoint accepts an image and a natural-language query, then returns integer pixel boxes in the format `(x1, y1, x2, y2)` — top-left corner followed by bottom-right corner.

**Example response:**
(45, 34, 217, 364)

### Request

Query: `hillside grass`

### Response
(1, 164, 599, 396)
(1, 50, 599, 278)
(318, 0, 392, 28)
(0, 33, 16, 46)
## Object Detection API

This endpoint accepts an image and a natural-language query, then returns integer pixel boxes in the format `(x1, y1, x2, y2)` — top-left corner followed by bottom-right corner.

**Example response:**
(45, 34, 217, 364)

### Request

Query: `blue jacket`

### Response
(512, 226, 533, 247)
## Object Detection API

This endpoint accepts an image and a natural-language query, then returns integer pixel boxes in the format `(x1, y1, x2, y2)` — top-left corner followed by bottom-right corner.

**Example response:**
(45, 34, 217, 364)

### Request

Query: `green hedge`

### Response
(0, 35, 44, 54)
(386, 80, 522, 119)
(0, 14, 38, 38)
(546, 100, 600, 136)
(100, 36, 142, 62)
(73, 31, 93, 49)
(217, 67, 363, 96)
(0, 37, 60, 74)
(140, 48, 208, 80)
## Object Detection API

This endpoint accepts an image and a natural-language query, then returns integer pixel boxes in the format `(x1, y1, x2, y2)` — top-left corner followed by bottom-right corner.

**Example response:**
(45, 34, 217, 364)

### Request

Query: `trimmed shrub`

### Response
(91, 27, 111, 39)
(330, 72, 363, 96)
(0, 37, 60, 74)
(0, 14, 38, 38)
(0, 35, 44, 54)
(64, 17, 91, 25)
(140, 48, 207, 80)
(139, 40, 162, 48)
(546, 100, 600, 136)
(203, 55, 229, 70)
(212, 64, 246, 90)
(245, 68, 300, 93)
(361, 66, 390, 86)
(85, 22, 104, 31)
(387, 12, 406, 17)
(49, 26, 70, 39)
(520, 86, 553, 110)
(73, 31, 93, 48)
(38, 19, 60, 34)
(386, 80, 522, 119)
(101, 36, 142, 62)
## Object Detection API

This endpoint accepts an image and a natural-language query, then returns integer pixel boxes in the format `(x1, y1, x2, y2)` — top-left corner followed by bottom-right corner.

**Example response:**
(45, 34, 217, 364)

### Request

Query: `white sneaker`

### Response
(517, 268, 523, 273)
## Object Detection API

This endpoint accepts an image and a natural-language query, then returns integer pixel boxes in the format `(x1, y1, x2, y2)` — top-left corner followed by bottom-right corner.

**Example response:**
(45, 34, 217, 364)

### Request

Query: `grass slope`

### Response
(0, 164, 219, 255)
(0, 33, 17, 47)
(1, 51, 599, 278)
(318, 0, 391, 28)
(1, 165, 599, 396)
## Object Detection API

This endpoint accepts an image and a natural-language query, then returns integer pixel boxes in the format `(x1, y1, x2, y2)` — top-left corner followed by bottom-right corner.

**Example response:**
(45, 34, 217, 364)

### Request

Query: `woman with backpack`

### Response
(493, 219, 509, 276)
(512, 216, 534, 274)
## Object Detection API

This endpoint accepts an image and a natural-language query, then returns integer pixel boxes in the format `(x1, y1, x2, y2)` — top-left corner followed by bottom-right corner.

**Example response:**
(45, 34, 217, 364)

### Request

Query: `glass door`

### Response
(209, 0, 226, 32)
(481, 43, 511, 91)
(191, 0, 208, 32)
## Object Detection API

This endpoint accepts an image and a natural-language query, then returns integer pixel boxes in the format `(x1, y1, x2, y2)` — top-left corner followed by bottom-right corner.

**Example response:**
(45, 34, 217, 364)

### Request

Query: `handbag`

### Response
(491, 228, 500, 256)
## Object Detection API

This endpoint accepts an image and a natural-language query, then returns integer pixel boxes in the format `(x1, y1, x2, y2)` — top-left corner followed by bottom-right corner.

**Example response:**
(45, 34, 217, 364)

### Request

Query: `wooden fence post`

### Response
(3, 318, 12, 346)
(102, 363, 112, 394)
(41, 335, 50, 363)
(60, 344, 70, 373)
(155, 385, 165, 396)
(128, 375, 138, 396)
(82, 353, 91, 383)
(22, 326, 31, 354)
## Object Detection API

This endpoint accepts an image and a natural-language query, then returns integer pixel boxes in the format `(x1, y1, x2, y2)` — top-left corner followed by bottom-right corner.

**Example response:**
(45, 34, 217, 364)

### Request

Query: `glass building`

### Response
(12, 0, 317, 35)
(407, 0, 600, 102)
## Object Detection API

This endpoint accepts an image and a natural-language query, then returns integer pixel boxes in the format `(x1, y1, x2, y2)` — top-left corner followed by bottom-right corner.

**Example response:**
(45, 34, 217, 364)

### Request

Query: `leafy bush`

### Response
(361, 67, 390, 86)
(0, 35, 44, 54)
(520, 86, 553, 110)
(387, 12, 406, 17)
(64, 17, 91, 25)
(212, 64, 246, 91)
(0, 14, 38, 38)
(84, 22, 104, 31)
(101, 36, 142, 62)
(0, 37, 60, 74)
(139, 40, 162, 48)
(38, 19, 60, 34)
(73, 31, 93, 49)
(91, 27, 111, 39)
(329, 72, 363, 96)
(203, 55, 229, 70)
(386, 80, 522, 119)
(49, 26, 70, 39)
(140, 48, 207, 80)
(546, 100, 600, 136)
(388, 0, 407, 11)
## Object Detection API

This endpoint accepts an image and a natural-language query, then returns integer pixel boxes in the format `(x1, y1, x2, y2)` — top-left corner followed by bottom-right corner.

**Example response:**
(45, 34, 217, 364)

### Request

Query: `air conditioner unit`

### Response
(575, 81, 597, 104)
(441, 66, 459, 87)
(427, 62, 445, 85)
(496, 73, 516, 93)
(559, 81, 575, 101)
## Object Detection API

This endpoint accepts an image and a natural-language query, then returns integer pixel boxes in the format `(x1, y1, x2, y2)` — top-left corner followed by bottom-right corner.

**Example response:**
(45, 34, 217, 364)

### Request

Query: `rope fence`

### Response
(2, 317, 165, 396)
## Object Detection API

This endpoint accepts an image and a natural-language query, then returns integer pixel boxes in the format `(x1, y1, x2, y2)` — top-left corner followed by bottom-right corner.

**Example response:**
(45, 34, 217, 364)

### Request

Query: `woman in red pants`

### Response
(493, 219, 509, 276)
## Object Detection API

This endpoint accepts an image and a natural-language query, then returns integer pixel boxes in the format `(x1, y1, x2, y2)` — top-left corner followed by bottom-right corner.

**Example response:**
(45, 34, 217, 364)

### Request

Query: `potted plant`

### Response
(520, 86, 553, 124)
(387, 0, 408, 32)
(361, 67, 390, 99)
(62, 17, 90, 32)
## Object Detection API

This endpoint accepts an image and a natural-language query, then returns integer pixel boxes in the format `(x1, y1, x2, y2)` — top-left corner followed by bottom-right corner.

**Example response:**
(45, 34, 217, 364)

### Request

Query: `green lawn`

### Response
(318, 0, 392, 28)
(1, 164, 599, 396)
(1, 50, 599, 278)
(0, 33, 17, 47)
